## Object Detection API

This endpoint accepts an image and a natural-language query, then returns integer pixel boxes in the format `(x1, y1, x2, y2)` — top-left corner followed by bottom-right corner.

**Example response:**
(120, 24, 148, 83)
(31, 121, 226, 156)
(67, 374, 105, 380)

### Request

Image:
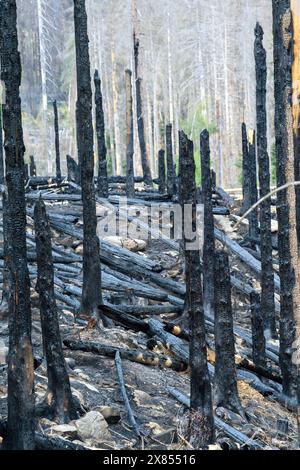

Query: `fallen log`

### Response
(63, 339, 187, 372)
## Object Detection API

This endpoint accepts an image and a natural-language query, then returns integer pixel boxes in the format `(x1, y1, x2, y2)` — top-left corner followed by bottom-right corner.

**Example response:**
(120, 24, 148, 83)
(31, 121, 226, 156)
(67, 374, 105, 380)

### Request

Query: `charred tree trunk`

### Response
(292, 0, 300, 245)
(250, 291, 267, 369)
(158, 149, 166, 194)
(53, 100, 61, 181)
(66, 154, 80, 185)
(74, 0, 102, 318)
(255, 23, 277, 339)
(34, 199, 78, 422)
(0, 0, 35, 449)
(29, 155, 37, 177)
(0, 192, 10, 319)
(241, 123, 251, 213)
(125, 69, 135, 198)
(214, 251, 244, 417)
(248, 130, 259, 246)
(200, 129, 215, 319)
(166, 123, 175, 198)
(0, 104, 4, 184)
(133, 34, 152, 187)
(94, 70, 108, 198)
(273, 0, 300, 399)
(179, 130, 214, 448)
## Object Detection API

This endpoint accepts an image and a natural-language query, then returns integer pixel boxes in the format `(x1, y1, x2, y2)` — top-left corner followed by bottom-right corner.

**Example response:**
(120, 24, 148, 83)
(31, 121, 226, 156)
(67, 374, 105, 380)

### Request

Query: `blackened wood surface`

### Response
(94, 70, 108, 198)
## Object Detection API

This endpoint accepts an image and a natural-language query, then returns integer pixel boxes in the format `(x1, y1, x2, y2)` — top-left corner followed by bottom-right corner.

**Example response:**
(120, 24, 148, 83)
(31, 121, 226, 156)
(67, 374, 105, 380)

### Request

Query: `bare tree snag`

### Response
(66, 155, 80, 185)
(0, 0, 35, 449)
(158, 149, 166, 194)
(132, 6, 152, 187)
(273, 0, 300, 399)
(0, 104, 4, 184)
(291, 0, 300, 243)
(94, 70, 108, 198)
(125, 69, 135, 198)
(166, 123, 176, 197)
(34, 199, 78, 423)
(200, 129, 215, 320)
(29, 155, 37, 177)
(74, 0, 102, 318)
(179, 130, 214, 448)
(250, 292, 267, 369)
(53, 100, 62, 181)
(248, 130, 259, 246)
(214, 251, 244, 417)
(255, 23, 277, 339)
(241, 123, 251, 213)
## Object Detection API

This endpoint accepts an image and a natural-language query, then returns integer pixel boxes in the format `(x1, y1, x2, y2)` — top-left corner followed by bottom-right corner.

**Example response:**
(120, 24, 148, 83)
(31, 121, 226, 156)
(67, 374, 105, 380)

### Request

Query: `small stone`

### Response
(75, 244, 83, 255)
(65, 357, 76, 370)
(51, 424, 78, 440)
(97, 406, 121, 424)
(75, 411, 111, 443)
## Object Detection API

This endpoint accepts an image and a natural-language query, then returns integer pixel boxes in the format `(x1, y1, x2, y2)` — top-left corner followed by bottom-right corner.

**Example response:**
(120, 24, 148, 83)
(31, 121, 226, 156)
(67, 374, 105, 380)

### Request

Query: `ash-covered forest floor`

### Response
(0, 188, 297, 450)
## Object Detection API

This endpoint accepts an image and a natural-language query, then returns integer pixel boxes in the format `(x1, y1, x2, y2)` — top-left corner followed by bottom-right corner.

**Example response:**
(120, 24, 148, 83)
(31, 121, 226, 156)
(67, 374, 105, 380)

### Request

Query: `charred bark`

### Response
(125, 69, 135, 198)
(133, 34, 152, 187)
(255, 23, 277, 339)
(94, 70, 108, 198)
(0, 104, 4, 184)
(273, 0, 300, 399)
(34, 199, 78, 423)
(250, 291, 267, 369)
(214, 251, 244, 417)
(29, 155, 37, 177)
(66, 155, 80, 185)
(179, 130, 214, 448)
(200, 129, 215, 319)
(0, 0, 35, 449)
(74, 0, 102, 318)
(53, 100, 62, 181)
(158, 149, 166, 194)
(241, 123, 251, 213)
(248, 130, 259, 246)
(166, 123, 176, 197)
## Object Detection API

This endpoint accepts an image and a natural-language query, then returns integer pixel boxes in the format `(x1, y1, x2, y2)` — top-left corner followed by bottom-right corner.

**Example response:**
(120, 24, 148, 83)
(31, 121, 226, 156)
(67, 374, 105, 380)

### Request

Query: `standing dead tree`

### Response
(125, 69, 135, 199)
(74, 0, 102, 318)
(292, 0, 300, 244)
(200, 129, 215, 320)
(0, 104, 4, 184)
(34, 198, 78, 422)
(94, 70, 108, 198)
(29, 155, 37, 177)
(0, 0, 35, 449)
(53, 100, 61, 180)
(248, 130, 259, 246)
(158, 149, 166, 194)
(255, 23, 276, 339)
(179, 130, 214, 448)
(214, 251, 244, 417)
(132, 1, 152, 187)
(273, 0, 300, 400)
(166, 123, 176, 198)
(241, 123, 251, 213)
(250, 291, 266, 369)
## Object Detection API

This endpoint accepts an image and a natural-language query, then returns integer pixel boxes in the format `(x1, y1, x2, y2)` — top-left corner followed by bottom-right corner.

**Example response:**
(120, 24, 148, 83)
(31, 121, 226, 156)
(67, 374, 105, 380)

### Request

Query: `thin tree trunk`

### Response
(29, 155, 37, 177)
(166, 123, 175, 197)
(273, 0, 300, 400)
(53, 100, 61, 180)
(214, 251, 244, 417)
(34, 198, 78, 423)
(74, 0, 102, 318)
(111, 44, 122, 176)
(158, 149, 166, 194)
(179, 130, 214, 448)
(94, 70, 108, 198)
(248, 130, 259, 246)
(0, 104, 4, 184)
(250, 291, 266, 369)
(200, 129, 215, 319)
(125, 69, 135, 198)
(0, 0, 35, 449)
(255, 23, 277, 339)
(241, 123, 251, 213)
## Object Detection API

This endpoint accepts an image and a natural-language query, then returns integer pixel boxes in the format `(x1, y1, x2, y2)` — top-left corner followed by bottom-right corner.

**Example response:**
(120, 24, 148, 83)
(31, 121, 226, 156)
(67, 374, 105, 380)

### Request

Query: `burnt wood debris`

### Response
(0, 0, 300, 452)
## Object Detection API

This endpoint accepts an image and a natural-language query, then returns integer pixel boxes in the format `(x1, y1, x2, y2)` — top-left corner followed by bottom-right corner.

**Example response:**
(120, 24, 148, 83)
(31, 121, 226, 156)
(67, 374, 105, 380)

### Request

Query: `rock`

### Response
(65, 357, 76, 370)
(103, 236, 122, 248)
(75, 244, 83, 255)
(122, 239, 147, 252)
(133, 390, 153, 408)
(75, 411, 111, 443)
(59, 236, 74, 248)
(208, 444, 222, 451)
(51, 424, 78, 440)
(97, 406, 121, 424)
(216, 407, 246, 425)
